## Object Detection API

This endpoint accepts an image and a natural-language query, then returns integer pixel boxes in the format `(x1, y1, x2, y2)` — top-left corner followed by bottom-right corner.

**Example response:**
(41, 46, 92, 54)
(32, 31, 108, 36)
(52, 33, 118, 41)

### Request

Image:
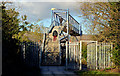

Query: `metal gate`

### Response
(66, 41, 113, 70)
(20, 42, 42, 68)
(87, 42, 113, 69)
(66, 41, 80, 70)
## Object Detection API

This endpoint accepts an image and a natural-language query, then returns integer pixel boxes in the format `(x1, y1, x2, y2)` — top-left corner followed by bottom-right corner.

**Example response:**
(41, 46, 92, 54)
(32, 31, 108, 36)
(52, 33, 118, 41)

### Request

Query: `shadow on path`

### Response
(40, 66, 78, 76)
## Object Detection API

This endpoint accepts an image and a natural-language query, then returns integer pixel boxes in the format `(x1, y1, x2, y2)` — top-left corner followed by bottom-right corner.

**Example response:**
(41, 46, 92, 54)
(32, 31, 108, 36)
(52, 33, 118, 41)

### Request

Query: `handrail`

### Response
(42, 33, 46, 52)
(69, 14, 79, 24)
(46, 11, 81, 35)
(54, 12, 67, 22)
(48, 20, 59, 33)
(69, 14, 80, 32)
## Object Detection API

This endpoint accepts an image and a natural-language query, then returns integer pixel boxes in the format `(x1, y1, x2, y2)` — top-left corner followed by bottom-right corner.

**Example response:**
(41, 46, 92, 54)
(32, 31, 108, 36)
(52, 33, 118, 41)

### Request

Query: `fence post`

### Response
(59, 42, 61, 65)
(36, 42, 38, 68)
(107, 44, 109, 67)
(70, 43, 71, 61)
(74, 42, 75, 69)
(76, 42, 79, 69)
(111, 43, 113, 67)
(23, 42, 26, 61)
(69, 42, 70, 63)
(90, 44, 92, 69)
(79, 41, 82, 70)
(87, 43, 89, 69)
(39, 42, 42, 68)
(99, 43, 101, 69)
(101, 42, 103, 69)
(32, 42, 34, 67)
(66, 41, 68, 70)
(96, 41, 98, 70)
(108, 44, 110, 67)
(103, 43, 105, 69)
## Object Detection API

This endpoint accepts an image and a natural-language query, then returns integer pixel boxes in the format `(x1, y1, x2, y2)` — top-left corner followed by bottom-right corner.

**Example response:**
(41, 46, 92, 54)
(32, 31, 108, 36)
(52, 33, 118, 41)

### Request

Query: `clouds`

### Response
(14, 2, 81, 23)
(3, 0, 118, 2)
(11, 0, 119, 23)
(7, 0, 77, 2)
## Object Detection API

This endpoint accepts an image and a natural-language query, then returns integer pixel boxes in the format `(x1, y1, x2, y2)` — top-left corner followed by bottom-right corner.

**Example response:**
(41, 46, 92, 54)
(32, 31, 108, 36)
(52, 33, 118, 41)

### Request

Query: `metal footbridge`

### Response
(41, 8, 82, 65)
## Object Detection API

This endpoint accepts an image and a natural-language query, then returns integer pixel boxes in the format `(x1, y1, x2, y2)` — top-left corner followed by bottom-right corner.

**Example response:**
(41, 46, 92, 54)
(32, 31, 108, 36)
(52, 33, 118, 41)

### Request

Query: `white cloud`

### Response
(2, 0, 119, 2)
(4, 0, 77, 2)
(14, 2, 81, 23)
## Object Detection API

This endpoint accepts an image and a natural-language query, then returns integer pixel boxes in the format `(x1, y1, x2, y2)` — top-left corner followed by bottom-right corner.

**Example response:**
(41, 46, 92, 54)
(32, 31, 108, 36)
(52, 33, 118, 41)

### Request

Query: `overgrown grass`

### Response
(75, 70, 120, 76)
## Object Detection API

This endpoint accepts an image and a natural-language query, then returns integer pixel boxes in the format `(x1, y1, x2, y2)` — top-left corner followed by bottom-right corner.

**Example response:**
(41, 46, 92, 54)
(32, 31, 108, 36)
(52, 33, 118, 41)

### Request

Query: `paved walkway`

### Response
(40, 66, 78, 76)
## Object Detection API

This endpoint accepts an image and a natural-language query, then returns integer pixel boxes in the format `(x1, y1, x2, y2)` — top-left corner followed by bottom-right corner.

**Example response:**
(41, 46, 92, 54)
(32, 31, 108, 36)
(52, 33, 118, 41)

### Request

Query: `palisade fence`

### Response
(20, 42, 42, 68)
(66, 41, 113, 70)
(87, 42, 113, 70)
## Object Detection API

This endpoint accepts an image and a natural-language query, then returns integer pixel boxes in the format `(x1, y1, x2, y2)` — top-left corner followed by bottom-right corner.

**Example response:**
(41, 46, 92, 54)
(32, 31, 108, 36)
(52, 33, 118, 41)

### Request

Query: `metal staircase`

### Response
(41, 8, 82, 65)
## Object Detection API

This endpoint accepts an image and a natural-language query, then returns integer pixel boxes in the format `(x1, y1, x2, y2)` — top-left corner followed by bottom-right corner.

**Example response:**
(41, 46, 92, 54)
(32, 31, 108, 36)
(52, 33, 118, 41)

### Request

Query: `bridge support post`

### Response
(58, 27, 61, 65)
(66, 9, 69, 70)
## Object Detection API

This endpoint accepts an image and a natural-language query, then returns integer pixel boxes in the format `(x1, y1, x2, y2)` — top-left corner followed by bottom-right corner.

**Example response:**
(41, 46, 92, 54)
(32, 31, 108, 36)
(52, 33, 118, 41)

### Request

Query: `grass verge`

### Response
(75, 69, 120, 76)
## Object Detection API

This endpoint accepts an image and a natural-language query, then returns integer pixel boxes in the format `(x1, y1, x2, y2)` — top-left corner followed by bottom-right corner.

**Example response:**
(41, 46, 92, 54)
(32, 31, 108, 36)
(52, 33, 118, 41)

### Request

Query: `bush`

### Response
(111, 44, 120, 68)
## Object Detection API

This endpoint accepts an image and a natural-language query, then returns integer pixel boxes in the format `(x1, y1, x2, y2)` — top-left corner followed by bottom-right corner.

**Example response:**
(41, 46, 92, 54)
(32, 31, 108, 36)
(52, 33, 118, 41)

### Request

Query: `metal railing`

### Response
(44, 10, 82, 35)
(69, 14, 80, 34)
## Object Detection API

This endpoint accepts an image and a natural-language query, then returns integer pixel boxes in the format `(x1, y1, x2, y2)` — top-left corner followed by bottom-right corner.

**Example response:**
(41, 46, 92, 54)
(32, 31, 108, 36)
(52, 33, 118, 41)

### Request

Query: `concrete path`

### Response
(40, 66, 78, 76)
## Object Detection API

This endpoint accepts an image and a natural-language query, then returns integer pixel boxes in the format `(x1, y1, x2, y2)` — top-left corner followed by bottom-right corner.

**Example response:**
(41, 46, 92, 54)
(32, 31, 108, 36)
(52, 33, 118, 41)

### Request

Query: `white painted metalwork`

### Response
(65, 40, 113, 70)
(80, 41, 82, 70)
(66, 41, 68, 70)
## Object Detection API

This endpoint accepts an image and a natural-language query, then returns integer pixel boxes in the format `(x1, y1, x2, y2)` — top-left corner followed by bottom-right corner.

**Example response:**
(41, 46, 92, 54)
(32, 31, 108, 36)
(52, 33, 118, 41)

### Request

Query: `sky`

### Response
(13, 2, 82, 26)
(11, 2, 89, 34)
(3, 0, 119, 34)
